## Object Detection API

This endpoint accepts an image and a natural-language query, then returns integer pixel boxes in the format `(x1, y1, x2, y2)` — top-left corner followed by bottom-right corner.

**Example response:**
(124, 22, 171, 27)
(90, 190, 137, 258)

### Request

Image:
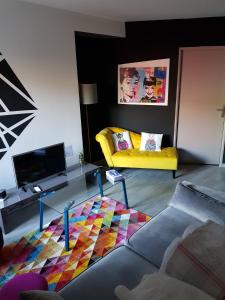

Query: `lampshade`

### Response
(80, 83, 98, 105)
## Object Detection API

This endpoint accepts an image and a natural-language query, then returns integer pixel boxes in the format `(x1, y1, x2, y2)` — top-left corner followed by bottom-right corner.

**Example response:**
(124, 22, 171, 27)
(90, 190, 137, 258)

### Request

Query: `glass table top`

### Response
(39, 163, 133, 215)
(39, 163, 102, 214)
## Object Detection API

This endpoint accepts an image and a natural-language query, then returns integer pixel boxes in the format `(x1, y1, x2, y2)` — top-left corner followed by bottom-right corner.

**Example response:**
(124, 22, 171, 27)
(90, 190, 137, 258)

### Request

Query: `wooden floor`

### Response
(104, 164, 225, 218)
(3, 164, 225, 245)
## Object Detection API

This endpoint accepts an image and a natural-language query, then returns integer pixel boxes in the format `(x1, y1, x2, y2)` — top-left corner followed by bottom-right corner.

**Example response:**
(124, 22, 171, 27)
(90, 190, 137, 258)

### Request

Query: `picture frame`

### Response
(118, 58, 170, 106)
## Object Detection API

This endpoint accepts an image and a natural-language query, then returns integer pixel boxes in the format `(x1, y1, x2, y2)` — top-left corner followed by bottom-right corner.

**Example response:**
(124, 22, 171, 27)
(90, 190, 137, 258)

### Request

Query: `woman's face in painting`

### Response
(121, 75, 139, 100)
(144, 84, 155, 99)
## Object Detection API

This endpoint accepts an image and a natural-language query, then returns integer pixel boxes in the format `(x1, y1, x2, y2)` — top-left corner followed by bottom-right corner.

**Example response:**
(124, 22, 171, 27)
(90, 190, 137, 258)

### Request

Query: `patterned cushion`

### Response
(112, 131, 133, 151)
(140, 132, 163, 151)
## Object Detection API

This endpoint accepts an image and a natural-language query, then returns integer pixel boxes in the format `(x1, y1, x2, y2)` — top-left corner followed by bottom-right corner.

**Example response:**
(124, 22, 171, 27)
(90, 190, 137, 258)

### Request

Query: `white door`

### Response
(177, 47, 225, 164)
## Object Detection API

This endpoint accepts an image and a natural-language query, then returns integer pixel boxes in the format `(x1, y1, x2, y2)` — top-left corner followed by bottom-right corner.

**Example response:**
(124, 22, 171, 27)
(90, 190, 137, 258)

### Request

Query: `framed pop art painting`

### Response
(118, 59, 170, 106)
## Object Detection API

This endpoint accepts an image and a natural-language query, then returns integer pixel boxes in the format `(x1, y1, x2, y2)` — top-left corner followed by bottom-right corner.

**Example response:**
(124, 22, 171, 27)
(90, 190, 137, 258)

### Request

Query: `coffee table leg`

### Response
(95, 169, 104, 197)
(121, 179, 129, 209)
(39, 194, 44, 232)
(64, 208, 69, 251)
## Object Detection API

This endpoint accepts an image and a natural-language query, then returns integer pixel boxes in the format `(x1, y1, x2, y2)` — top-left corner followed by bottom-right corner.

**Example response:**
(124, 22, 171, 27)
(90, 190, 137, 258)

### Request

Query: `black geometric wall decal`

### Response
(0, 79, 36, 111)
(0, 114, 32, 128)
(0, 138, 5, 149)
(4, 133, 16, 146)
(0, 59, 32, 100)
(12, 117, 34, 136)
(0, 152, 6, 160)
(0, 52, 38, 160)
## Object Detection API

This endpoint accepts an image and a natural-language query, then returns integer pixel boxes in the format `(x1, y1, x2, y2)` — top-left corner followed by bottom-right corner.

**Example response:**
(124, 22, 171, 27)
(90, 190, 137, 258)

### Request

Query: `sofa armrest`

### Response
(169, 181, 225, 225)
(96, 128, 115, 167)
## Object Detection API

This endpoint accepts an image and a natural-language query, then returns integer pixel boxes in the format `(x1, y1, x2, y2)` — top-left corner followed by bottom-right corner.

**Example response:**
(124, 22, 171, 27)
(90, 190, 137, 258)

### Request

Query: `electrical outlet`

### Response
(65, 145, 73, 157)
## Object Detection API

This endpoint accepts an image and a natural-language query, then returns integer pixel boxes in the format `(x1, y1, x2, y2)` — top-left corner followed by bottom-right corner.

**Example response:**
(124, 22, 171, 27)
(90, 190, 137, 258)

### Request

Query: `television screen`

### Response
(13, 143, 66, 188)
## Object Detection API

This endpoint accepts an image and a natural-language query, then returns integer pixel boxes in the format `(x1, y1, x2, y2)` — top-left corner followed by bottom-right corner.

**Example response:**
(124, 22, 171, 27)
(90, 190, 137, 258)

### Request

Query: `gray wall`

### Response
(0, 0, 125, 189)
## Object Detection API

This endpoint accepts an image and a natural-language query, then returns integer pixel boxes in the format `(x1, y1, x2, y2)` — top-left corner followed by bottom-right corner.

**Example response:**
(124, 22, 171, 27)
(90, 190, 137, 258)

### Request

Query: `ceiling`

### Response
(22, 0, 225, 22)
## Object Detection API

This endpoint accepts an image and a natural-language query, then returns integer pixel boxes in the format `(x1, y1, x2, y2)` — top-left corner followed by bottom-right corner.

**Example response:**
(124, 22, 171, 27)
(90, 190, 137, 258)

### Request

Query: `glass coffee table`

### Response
(39, 164, 129, 251)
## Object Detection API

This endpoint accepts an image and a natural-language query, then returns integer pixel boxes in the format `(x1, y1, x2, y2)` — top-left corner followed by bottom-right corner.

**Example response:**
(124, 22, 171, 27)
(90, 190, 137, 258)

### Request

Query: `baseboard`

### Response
(93, 159, 107, 167)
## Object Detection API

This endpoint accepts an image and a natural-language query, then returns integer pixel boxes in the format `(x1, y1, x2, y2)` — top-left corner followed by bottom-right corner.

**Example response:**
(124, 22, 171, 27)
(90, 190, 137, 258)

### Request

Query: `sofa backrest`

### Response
(169, 181, 225, 225)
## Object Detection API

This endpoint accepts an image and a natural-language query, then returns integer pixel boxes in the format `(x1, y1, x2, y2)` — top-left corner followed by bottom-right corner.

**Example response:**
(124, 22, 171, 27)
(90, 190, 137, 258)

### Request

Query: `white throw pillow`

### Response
(159, 237, 181, 274)
(114, 274, 214, 300)
(140, 132, 163, 151)
(160, 223, 203, 273)
(182, 223, 203, 239)
(112, 131, 133, 151)
(160, 220, 225, 300)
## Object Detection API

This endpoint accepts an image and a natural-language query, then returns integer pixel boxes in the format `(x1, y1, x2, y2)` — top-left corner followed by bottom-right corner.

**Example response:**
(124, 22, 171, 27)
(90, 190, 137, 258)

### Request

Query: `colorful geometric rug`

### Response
(0, 196, 150, 291)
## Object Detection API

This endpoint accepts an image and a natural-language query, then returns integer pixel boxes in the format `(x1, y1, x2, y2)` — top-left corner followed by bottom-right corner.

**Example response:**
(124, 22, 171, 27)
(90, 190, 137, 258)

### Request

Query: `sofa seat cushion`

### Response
(59, 246, 157, 300)
(111, 147, 178, 170)
(128, 207, 202, 268)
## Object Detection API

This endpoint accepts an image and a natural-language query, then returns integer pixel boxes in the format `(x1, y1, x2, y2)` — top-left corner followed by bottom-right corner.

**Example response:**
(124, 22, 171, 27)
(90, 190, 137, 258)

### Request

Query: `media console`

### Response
(0, 163, 98, 234)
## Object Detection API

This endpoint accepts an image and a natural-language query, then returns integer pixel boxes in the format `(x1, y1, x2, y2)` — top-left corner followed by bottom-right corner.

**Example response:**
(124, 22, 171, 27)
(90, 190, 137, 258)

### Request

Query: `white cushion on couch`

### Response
(160, 222, 202, 273)
(160, 220, 225, 300)
(115, 274, 214, 300)
(112, 131, 133, 151)
(140, 132, 163, 151)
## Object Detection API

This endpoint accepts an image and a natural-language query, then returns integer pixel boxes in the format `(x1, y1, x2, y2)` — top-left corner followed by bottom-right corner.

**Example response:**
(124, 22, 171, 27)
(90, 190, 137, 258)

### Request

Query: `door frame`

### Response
(174, 46, 225, 167)
(219, 120, 225, 167)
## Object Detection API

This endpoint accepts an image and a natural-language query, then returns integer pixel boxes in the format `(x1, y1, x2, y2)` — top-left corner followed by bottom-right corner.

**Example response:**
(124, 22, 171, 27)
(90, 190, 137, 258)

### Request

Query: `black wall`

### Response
(75, 17, 225, 163)
(107, 39, 178, 148)
(75, 33, 117, 162)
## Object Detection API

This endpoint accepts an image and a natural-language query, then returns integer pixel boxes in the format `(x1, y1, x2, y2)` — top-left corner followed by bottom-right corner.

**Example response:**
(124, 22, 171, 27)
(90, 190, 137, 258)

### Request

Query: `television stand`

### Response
(32, 185, 42, 193)
(57, 172, 67, 177)
(21, 184, 42, 194)
(21, 186, 28, 193)
(0, 163, 98, 234)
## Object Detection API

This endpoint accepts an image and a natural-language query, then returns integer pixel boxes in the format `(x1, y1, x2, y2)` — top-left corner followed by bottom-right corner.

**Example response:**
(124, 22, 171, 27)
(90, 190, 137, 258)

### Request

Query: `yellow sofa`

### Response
(96, 127, 178, 177)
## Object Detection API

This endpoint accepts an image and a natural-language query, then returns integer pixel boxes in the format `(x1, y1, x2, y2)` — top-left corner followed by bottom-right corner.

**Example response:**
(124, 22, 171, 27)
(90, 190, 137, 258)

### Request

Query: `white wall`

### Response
(0, 0, 125, 189)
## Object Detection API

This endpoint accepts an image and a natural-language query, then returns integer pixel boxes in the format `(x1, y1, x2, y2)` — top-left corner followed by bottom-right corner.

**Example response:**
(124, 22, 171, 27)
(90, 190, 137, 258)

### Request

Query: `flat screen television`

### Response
(12, 143, 66, 189)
